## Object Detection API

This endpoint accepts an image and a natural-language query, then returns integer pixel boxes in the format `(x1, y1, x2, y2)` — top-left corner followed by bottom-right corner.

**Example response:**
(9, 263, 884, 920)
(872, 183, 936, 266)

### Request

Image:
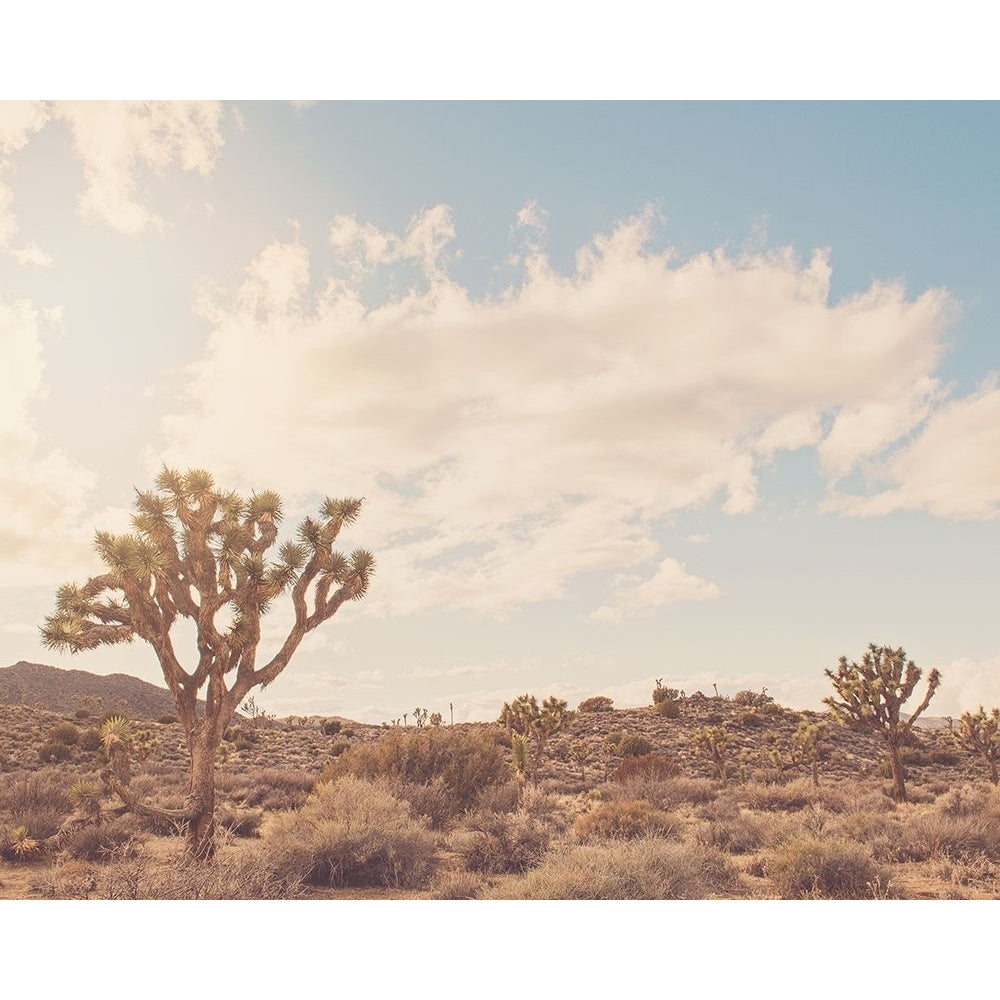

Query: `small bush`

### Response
(427, 871, 484, 899)
(265, 776, 436, 888)
(321, 719, 342, 736)
(575, 799, 678, 841)
(768, 836, 885, 899)
(578, 696, 614, 714)
(215, 805, 264, 838)
(486, 840, 738, 900)
(79, 728, 102, 752)
(48, 722, 81, 746)
(654, 699, 681, 718)
(74, 708, 91, 720)
(608, 733, 654, 758)
(37, 741, 72, 764)
(157, 714, 179, 725)
(62, 817, 140, 860)
(613, 753, 678, 784)
(451, 808, 550, 874)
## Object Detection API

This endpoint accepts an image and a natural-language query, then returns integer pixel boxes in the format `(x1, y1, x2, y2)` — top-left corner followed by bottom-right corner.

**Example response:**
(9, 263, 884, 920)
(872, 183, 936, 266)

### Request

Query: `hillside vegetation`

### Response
(2, 676, 998, 901)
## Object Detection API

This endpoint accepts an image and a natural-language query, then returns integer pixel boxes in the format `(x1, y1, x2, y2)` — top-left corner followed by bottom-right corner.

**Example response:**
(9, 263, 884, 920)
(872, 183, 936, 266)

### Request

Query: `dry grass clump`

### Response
(767, 835, 887, 899)
(61, 816, 141, 861)
(575, 799, 679, 842)
(32, 843, 299, 899)
(737, 777, 848, 813)
(694, 799, 785, 854)
(216, 767, 315, 812)
(426, 870, 485, 899)
(264, 776, 436, 888)
(486, 840, 740, 899)
(0, 769, 74, 851)
(892, 809, 1000, 863)
(602, 775, 718, 811)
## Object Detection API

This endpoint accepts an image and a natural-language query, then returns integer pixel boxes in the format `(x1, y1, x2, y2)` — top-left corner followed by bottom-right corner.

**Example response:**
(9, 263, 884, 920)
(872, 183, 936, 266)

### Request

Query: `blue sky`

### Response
(2, 100, 999, 722)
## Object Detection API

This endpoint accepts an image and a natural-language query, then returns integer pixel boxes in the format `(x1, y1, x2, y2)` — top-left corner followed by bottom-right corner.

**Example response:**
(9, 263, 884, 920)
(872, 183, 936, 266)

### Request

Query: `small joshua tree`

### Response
(824, 643, 940, 803)
(954, 706, 1000, 785)
(652, 679, 682, 718)
(693, 726, 732, 781)
(498, 693, 575, 779)
(40, 467, 373, 857)
(791, 720, 829, 787)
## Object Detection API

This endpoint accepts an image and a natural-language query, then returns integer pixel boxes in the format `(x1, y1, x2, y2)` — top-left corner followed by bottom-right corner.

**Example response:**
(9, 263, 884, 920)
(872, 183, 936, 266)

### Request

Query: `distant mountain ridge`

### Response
(0, 661, 183, 719)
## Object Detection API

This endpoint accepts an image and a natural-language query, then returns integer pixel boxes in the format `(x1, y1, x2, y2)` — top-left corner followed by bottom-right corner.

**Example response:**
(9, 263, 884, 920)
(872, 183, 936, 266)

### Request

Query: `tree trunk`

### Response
(185, 731, 219, 859)
(987, 755, 998, 786)
(887, 739, 907, 803)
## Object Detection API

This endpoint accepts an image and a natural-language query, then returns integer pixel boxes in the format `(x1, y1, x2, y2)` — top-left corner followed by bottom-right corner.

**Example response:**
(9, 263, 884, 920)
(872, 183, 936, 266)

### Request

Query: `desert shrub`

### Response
(0, 771, 73, 815)
(768, 836, 885, 899)
(654, 699, 681, 718)
(936, 784, 998, 818)
(215, 805, 264, 838)
(328, 739, 351, 758)
(427, 870, 484, 899)
(220, 768, 315, 812)
(37, 741, 72, 764)
(892, 810, 1000, 862)
(157, 714, 178, 725)
(62, 817, 140, 860)
(451, 807, 550, 874)
(732, 689, 772, 707)
(607, 775, 718, 810)
(48, 721, 81, 746)
(472, 779, 522, 815)
(34, 843, 300, 899)
(264, 776, 436, 888)
(652, 681, 681, 706)
(79, 728, 102, 751)
(319, 726, 509, 815)
(575, 799, 678, 841)
(738, 711, 765, 728)
(695, 799, 781, 854)
(390, 780, 457, 830)
(613, 752, 678, 784)
(578, 696, 614, 714)
(321, 719, 342, 736)
(74, 708, 91, 720)
(487, 840, 739, 900)
(737, 778, 839, 813)
(607, 733, 654, 758)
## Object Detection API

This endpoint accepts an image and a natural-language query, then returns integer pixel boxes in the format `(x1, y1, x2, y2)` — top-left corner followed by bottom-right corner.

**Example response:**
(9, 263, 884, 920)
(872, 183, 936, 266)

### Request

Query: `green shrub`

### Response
(768, 836, 885, 899)
(575, 799, 678, 841)
(319, 726, 510, 814)
(486, 840, 738, 899)
(451, 808, 550, 874)
(38, 741, 72, 763)
(265, 776, 436, 888)
(578, 696, 614, 714)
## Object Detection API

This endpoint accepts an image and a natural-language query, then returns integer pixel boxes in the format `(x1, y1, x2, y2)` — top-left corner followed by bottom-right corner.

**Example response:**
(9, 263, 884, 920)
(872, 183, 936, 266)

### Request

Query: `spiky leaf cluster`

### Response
(823, 643, 941, 741)
(954, 706, 1000, 784)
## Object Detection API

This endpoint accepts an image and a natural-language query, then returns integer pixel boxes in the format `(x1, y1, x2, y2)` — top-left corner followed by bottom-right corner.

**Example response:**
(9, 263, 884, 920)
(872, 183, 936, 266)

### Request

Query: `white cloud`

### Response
(930, 655, 1000, 718)
(157, 206, 955, 618)
(827, 378, 1000, 520)
(592, 557, 722, 623)
(0, 101, 51, 249)
(0, 298, 97, 585)
(53, 101, 224, 234)
(9, 242, 53, 267)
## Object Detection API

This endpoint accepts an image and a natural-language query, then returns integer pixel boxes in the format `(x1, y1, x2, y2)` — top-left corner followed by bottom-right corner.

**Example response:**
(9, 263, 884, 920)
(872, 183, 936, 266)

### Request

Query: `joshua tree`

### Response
(498, 693, 574, 779)
(824, 643, 940, 803)
(791, 720, 829, 787)
(40, 467, 373, 857)
(692, 726, 732, 781)
(953, 706, 1000, 785)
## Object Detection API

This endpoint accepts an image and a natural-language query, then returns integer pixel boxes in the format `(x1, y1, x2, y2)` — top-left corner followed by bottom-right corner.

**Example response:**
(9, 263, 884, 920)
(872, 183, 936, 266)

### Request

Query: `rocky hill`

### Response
(0, 661, 183, 720)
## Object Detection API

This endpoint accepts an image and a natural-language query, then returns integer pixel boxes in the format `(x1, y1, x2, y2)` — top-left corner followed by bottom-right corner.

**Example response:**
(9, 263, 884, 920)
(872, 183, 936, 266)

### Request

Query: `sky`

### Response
(2, 100, 1000, 724)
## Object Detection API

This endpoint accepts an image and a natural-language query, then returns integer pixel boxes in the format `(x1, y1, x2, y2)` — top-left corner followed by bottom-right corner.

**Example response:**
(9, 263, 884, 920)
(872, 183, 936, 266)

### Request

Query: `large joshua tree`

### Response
(40, 467, 374, 857)
(824, 643, 940, 803)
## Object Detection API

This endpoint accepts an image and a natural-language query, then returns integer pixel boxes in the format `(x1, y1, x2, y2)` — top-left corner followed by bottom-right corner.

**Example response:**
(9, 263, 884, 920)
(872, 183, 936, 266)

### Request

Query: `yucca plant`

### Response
(9, 825, 40, 858)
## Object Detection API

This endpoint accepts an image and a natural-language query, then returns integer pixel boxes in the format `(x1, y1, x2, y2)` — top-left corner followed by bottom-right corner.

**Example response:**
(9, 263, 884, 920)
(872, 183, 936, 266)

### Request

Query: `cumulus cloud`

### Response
(0, 101, 51, 250)
(591, 558, 722, 623)
(157, 205, 955, 618)
(53, 101, 224, 234)
(0, 298, 97, 585)
(10, 243, 53, 267)
(827, 378, 1000, 520)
